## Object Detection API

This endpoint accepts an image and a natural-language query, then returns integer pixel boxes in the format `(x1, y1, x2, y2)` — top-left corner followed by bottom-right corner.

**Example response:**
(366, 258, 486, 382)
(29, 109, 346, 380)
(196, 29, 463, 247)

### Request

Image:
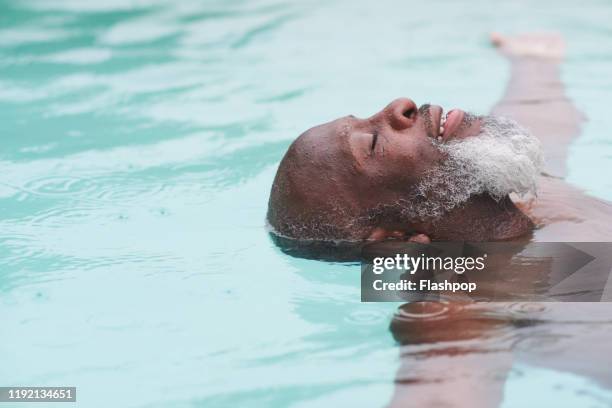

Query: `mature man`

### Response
(268, 33, 612, 406)
(267, 33, 612, 247)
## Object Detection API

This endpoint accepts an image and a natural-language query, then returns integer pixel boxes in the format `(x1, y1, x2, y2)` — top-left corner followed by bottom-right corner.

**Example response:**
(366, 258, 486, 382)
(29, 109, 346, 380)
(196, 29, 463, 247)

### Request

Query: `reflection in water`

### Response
(392, 301, 515, 343)
(388, 301, 512, 407)
(388, 300, 612, 407)
(373, 241, 612, 406)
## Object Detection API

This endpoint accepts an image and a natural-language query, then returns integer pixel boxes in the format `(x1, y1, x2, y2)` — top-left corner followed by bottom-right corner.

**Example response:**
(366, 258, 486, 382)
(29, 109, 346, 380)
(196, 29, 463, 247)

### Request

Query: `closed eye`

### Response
(370, 132, 378, 152)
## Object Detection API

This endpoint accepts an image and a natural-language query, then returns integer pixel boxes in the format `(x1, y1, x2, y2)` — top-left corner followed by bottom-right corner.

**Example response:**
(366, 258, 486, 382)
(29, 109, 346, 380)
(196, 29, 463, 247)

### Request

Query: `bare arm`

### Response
(490, 32, 584, 178)
(489, 33, 612, 241)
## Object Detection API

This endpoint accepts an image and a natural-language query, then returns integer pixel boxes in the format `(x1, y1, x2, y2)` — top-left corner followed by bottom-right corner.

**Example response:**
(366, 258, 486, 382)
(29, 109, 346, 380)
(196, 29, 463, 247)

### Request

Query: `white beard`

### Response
(410, 116, 543, 220)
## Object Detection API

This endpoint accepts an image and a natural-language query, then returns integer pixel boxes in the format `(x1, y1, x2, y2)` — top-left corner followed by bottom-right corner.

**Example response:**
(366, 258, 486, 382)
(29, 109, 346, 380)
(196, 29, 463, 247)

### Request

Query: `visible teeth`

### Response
(439, 126, 444, 135)
(437, 136, 442, 142)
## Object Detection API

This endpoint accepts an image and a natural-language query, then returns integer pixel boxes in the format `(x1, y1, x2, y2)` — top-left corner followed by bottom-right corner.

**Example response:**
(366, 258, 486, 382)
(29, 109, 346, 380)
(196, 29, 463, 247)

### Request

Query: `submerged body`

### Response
(386, 33, 612, 408)
(267, 31, 612, 407)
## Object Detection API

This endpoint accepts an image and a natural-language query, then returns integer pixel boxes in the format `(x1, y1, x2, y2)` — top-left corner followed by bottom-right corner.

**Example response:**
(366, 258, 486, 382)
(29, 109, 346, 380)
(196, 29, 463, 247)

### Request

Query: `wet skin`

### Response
(385, 33, 612, 408)
(269, 32, 612, 407)
(268, 98, 532, 242)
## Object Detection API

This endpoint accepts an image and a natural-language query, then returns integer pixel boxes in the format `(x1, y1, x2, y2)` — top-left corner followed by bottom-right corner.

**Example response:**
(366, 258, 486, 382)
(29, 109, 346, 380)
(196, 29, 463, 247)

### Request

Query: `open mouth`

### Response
(427, 105, 465, 142)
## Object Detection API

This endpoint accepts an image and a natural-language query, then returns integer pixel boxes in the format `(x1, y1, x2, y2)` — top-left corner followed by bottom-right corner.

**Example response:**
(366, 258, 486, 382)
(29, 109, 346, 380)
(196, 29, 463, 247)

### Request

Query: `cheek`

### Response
(381, 139, 442, 180)
(359, 140, 442, 197)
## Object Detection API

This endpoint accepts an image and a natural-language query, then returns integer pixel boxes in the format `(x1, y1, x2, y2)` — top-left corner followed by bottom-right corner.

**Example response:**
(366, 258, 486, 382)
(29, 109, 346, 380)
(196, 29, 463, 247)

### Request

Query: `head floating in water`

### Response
(267, 98, 542, 243)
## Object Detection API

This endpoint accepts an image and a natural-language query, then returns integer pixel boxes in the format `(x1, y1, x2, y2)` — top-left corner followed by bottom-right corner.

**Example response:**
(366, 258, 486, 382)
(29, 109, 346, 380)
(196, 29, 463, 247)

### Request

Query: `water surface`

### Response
(1, 0, 612, 407)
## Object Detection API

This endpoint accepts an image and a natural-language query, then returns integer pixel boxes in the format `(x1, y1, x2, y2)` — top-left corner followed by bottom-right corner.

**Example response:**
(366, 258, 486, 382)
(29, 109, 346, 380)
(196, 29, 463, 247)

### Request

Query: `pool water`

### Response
(1, 0, 612, 407)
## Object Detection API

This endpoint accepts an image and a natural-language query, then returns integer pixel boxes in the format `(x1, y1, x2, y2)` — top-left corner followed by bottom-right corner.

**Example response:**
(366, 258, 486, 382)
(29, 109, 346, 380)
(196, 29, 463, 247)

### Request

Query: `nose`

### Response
(372, 98, 418, 130)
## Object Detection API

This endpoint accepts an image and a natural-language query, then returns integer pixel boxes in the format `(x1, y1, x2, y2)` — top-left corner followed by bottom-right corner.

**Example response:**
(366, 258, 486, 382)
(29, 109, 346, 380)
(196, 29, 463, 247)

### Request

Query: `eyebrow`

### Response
(337, 118, 353, 138)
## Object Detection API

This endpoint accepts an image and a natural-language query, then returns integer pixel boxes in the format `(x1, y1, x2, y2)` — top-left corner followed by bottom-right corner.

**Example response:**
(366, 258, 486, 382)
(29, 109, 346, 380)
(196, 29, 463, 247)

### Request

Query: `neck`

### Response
(422, 194, 534, 241)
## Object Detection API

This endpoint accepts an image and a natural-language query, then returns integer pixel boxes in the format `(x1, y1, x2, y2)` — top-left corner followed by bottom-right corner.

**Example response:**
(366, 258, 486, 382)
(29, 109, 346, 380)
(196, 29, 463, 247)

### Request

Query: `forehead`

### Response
(308, 116, 354, 138)
(295, 116, 352, 148)
(290, 116, 358, 169)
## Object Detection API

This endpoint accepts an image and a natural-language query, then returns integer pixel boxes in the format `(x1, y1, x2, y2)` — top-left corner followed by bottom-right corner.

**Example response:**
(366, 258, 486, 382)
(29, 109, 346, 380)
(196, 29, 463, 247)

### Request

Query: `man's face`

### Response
(269, 97, 541, 241)
(293, 98, 482, 209)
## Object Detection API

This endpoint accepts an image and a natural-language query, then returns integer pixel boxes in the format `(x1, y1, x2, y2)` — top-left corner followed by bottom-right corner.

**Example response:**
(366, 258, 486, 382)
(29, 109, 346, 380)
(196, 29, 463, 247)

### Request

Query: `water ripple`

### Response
(344, 309, 389, 326)
(14, 175, 170, 205)
(21, 175, 98, 197)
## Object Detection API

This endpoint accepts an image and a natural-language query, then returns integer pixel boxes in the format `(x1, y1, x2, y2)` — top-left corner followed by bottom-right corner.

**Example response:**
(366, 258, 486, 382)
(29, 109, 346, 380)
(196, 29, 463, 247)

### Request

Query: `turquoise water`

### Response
(1, 0, 612, 407)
